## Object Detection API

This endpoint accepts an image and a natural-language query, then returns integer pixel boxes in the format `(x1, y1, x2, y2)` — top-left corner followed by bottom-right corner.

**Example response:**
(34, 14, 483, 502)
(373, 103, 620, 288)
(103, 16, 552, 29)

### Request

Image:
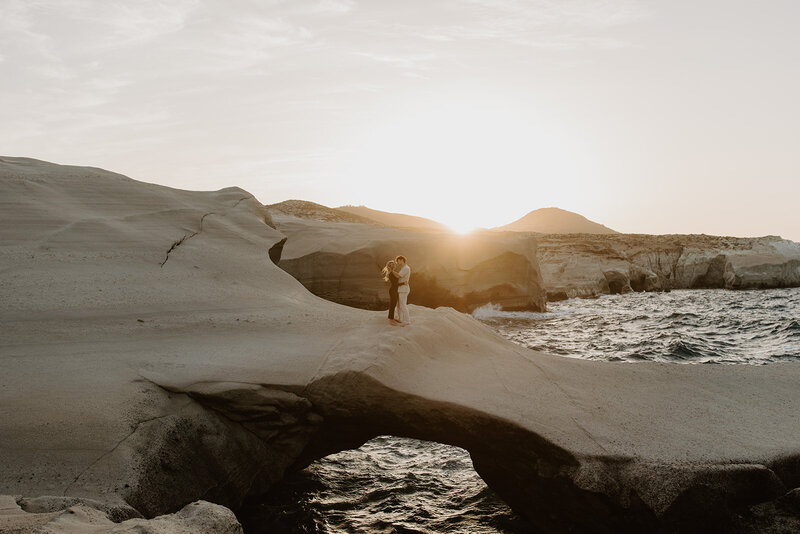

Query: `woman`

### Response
(382, 260, 403, 326)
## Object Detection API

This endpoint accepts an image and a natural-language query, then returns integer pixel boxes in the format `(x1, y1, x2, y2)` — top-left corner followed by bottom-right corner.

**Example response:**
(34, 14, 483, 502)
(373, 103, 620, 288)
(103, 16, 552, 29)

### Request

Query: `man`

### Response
(395, 255, 411, 325)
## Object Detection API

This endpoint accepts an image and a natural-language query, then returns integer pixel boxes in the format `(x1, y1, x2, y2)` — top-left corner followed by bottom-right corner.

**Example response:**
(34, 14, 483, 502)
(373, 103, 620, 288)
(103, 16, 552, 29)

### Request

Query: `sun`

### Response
(447, 221, 478, 234)
(342, 92, 577, 232)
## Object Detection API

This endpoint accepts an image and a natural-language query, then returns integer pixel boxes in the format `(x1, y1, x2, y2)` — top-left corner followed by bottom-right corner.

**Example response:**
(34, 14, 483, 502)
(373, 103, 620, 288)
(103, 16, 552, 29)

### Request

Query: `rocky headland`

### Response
(529, 233, 800, 301)
(2, 157, 800, 533)
(270, 202, 800, 305)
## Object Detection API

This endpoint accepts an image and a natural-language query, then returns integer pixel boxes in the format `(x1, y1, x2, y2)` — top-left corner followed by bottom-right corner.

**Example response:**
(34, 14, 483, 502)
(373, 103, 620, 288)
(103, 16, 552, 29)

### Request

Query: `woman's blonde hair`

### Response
(381, 260, 397, 281)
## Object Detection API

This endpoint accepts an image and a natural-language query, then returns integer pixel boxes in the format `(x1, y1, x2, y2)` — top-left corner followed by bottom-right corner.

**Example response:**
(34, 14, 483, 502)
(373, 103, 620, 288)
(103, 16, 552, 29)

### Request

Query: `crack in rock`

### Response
(160, 212, 215, 268)
(62, 413, 177, 496)
(159, 234, 189, 267)
(159, 197, 251, 268)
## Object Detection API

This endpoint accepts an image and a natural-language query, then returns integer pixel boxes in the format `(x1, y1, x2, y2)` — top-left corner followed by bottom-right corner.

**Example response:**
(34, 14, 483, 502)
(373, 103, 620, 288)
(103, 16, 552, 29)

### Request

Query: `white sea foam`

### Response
(471, 302, 579, 321)
(471, 303, 505, 319)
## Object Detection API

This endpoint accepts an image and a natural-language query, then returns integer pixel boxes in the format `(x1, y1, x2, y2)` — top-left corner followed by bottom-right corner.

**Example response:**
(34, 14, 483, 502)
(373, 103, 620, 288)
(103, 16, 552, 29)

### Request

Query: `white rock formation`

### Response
(532, 233, 800, 300)
(1, 157, 799, 533)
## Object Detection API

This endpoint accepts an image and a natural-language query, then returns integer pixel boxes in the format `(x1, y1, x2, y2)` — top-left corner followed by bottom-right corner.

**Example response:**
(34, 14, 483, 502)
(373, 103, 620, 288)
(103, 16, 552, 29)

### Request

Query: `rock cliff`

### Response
(2, 157, 799, 533)
(266, 199, 380, 225)
(336, 204, 449, 231)
(530, 233, 800, 301)
(268, 209, 548, 313)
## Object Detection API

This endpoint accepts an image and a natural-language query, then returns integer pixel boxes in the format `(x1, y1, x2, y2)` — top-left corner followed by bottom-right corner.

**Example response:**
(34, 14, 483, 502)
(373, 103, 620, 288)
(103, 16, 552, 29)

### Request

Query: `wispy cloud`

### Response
(0, 0, 653, 194)
(376, 0, 651, 49)
(2, 1, 795, 241)
(461, 0, 649, 28)
(296, 0, 356, 15)
(353, 51, 435, 69)
(182, 15, 315, 72)
(74, 0, 200, 48)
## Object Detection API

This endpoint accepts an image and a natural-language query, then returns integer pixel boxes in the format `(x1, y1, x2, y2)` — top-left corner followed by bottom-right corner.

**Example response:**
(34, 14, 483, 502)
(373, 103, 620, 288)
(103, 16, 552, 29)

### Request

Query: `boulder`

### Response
(16, 496, 142, 522)
(603, 269, 633, 294)
(0, 498, 241, 533)
(2, 157, 799, 533)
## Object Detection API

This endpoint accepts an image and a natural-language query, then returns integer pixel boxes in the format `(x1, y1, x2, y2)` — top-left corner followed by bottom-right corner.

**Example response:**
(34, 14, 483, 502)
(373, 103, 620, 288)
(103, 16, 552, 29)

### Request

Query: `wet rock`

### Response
(603, 269, 633, 294)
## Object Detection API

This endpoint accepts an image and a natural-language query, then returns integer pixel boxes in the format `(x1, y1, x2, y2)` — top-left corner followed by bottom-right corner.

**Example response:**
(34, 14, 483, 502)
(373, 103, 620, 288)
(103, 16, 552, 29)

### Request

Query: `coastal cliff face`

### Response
(2, 157, 800, 533)
(268, 204, 548, 313)
(531, 233, 800, 301)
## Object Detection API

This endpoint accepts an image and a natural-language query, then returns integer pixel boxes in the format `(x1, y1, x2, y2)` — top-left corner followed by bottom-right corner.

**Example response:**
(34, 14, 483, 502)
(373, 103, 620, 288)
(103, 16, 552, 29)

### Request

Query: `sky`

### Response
(1, 0, 798, 238)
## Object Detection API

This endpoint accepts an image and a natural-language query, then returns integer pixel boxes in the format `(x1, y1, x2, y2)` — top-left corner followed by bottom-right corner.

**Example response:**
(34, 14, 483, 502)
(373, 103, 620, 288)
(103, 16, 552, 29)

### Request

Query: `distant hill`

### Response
(494, 207, 618, 234)
(337, 205, 448, 231)
(265, 200, 381, 225)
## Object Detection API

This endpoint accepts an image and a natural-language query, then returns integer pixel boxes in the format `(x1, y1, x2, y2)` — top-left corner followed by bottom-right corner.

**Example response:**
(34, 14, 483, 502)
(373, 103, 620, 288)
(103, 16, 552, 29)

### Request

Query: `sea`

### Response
(241, 288, 800, 533)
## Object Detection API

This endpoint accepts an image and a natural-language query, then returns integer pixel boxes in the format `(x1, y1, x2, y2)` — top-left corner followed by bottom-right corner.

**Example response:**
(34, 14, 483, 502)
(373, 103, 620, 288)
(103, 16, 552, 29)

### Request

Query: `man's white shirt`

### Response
(397, 265, 411, 291)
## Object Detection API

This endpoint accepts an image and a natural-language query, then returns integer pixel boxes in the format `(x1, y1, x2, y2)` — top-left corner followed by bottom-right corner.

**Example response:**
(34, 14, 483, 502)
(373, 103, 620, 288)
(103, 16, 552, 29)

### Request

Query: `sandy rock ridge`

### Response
(1, 157, 799, 533)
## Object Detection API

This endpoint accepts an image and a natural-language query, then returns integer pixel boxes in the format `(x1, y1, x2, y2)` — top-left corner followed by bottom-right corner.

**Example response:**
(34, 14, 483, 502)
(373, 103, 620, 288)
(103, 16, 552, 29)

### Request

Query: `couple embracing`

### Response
(382, 255, 411, 326)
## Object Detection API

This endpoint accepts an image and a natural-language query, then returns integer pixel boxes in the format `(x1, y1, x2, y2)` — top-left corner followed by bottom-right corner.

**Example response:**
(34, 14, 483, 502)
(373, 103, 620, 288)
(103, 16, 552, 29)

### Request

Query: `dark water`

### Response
(474, 288, 800, 364)
(244, 288, 800, 533)
(242, 436, 533, 534)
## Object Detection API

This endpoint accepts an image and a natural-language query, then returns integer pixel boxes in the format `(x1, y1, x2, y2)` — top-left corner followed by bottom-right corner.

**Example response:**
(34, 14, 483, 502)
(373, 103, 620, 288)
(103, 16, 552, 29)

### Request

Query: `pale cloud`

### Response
(58, 0, 200, 49)
(0, 0, 199, 89)
(220, 16, 314, 49)
(384, 0, 651, 48)
(28, 61, 73, 81)
(461, 0, 649, 27)
(187, 15, 315, 71)
(353, 52, 436, 70)
(0, 0, 653, 170)
(0, 0, 199, 56)
(2, 0, 798, 240)
(299, 0, 356, 14)
(0, 0, 63, 69)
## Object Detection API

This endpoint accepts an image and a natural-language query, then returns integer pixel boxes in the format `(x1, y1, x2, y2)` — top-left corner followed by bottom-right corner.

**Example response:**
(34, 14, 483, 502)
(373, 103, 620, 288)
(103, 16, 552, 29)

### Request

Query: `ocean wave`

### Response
(242, 436, 522, 534)
(473, 288, 800, 364)
(471, 302, 577, 321)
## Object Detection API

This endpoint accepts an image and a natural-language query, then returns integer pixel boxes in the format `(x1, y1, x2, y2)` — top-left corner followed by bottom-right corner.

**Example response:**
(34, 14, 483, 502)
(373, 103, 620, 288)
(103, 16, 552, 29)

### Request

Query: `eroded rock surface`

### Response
(529, 233, 800, 300)
(2, 157, 799, 533)
(268, 209, 548, 312)
(0, 497, 242, 534)
(266, 199, 381, 225)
